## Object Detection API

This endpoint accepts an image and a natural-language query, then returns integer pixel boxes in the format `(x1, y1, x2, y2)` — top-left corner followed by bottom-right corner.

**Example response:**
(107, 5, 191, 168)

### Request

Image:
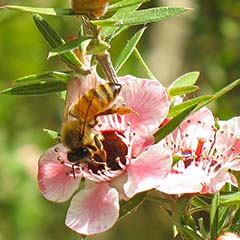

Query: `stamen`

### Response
(195, 138, 205, 160)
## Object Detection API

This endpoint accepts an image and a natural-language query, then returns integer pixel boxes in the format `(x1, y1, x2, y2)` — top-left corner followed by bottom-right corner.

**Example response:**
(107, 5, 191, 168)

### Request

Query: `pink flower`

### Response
(38, 75, 172, 235)
(216, 232, 240, 240)
(156, 107, 240, 194)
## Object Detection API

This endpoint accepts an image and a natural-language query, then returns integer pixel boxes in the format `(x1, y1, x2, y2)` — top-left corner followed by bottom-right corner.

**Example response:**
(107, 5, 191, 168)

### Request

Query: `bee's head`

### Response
(67, 147, 91, 163)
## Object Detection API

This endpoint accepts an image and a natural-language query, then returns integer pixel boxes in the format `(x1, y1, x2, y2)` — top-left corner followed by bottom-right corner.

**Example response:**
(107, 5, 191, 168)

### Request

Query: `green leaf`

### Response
(220, 192, 240, 206)
(169, 71, 200, 88)
(230, 208, 240, 233)
(4, 5, 78, 16)
(115, 27, 146, 72)
(0, 81, 66, 95)
(92, 6, 190, 26)
(33, 14, 83, 71)
(108, 0, 149, 11)
(86, 39, 110, 54)
(154, 104, 197, 143)
(101, 3, 141, 38)
(43, 128, 60, 141)
(48, 36, 92, 58)
(218, 206, 229, 232)
(168, 85, 200, 96)
(134, 47, 156, 80)
(14, 71, 71, 84)
(168, 95, 212, 117)
(196, 78, 240, 110)
(210, 193, 220, 240)
(180, 226, 204, 240)
(119, 192, 146, 220)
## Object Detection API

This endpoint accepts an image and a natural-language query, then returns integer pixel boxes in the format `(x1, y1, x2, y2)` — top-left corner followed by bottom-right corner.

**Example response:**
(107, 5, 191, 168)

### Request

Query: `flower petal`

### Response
(215, 117, 240, 170)
(167, 107, 215, 151)
(124, 141, 172, 198)
(65, 182, 119, 235)
(38, 144, 81, 202)
(118, 75, 170, 134)
(156, 165, 205, 194)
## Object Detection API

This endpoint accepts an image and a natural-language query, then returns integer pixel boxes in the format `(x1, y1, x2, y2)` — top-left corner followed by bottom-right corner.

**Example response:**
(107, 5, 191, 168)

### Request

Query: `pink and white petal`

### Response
(38, 144, 81, 202)
(201, 171, 235, 194)
(118, 75, 170, 134)
(131, 133, 154, 157)
(215, 117, 240, 161)
(124, 141, 172, 198)
(156, 165, 205, 194)
(65, 182, 119, 235)
(169, 107, 215, 151)
(110, 173, 129, 201)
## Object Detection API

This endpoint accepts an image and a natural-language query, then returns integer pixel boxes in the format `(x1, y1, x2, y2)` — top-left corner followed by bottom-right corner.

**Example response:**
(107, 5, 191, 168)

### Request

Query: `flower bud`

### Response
(71, 0, 108, 18)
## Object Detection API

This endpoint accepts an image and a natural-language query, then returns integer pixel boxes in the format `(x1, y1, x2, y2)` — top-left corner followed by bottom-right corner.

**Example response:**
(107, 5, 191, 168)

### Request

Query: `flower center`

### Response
(87, 130, 128, 173)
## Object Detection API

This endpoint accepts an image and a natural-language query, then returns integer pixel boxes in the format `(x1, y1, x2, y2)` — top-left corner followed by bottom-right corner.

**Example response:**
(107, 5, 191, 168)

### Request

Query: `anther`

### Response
(54, 147, 59, 152)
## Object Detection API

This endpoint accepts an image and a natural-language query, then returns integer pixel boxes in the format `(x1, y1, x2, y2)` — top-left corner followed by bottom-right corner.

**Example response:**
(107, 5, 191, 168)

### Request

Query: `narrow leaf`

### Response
(180, 226, 204, 240)
(48, 36, 92, 58)
(196, 78, 240, 110)
(169, 71, 200, 88)
(115, 27, 146, 72)
(220, 192, 240, 206)
(168, 85, 200, 96)
(101, 3, 141, 38)
(4, 5, 77, 16)
(168, 95, 212, 117)
(154, 104, 197, 143)
(0, 81, 66, 95)
(134, 47, 156, 80)
(119, 192, 146, 220)
(14, 71, 71, 84)
(210, 193, 220, 240)
(33, 14, 83, 71)
(92, 6, 190, 26)
(230, 208, 240, 233)
(108, 0, 148, 11)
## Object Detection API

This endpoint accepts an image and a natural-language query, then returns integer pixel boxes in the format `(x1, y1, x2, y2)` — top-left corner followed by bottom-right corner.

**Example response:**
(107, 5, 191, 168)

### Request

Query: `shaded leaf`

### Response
(115, 27, 146, 72)
(92, 6, 190, 26)
(119, 192, 146, 220)
(14, 71, 71, 84)
(33, 14, 83, 71)
(48, 36, 92, 58)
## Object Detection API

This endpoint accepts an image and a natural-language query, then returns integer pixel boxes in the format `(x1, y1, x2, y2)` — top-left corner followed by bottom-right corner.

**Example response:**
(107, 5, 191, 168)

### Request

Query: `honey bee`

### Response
(61, 73, 134, 166)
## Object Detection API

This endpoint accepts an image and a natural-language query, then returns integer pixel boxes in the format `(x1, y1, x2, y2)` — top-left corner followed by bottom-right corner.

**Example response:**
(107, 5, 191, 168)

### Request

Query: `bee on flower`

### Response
(38, 74, 172, 235)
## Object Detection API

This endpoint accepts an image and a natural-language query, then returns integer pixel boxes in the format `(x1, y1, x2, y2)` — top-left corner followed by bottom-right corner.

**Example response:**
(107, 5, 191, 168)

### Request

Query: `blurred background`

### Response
(0, 0, 240, 239)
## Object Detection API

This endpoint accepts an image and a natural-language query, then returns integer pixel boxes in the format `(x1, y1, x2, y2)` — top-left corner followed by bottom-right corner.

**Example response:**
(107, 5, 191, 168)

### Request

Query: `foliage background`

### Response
(0, 0, 239, 239)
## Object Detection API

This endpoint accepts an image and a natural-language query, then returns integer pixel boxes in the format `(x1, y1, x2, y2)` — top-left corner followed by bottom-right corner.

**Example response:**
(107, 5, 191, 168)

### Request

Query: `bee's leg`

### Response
(95, 105, 139, 120)
(93, 134, 107, 163)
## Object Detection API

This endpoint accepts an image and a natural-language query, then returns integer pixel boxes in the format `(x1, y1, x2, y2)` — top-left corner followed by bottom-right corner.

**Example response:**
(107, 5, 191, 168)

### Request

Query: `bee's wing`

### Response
(64, 73, 97, 121)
